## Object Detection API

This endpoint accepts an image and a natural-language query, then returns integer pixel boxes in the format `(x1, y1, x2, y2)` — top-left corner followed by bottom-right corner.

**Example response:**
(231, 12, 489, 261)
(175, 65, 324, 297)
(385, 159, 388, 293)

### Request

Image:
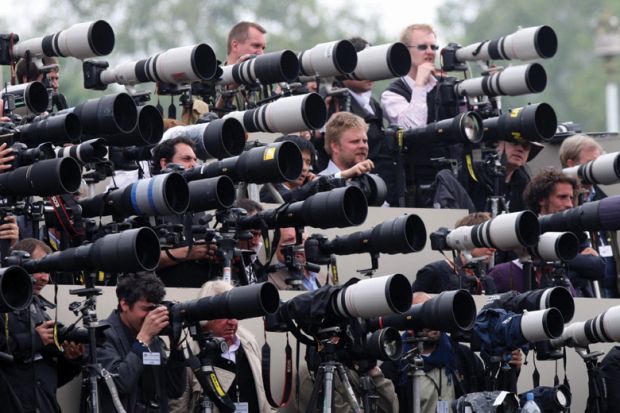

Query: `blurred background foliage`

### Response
(1, 0, 620, 132)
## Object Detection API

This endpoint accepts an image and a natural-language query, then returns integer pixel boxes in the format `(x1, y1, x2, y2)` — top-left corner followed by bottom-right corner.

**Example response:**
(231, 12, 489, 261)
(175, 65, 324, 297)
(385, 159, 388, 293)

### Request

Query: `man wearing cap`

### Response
(469, 139, 544, 213)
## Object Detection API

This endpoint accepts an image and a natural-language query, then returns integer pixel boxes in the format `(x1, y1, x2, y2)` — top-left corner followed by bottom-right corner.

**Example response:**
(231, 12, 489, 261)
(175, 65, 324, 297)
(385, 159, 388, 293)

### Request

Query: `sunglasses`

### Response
(408, 44, 439, 51)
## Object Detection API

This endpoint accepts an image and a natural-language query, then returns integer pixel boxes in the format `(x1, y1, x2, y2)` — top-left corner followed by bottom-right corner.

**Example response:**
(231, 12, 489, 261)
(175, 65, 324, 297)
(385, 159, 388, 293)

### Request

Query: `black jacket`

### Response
(94, 310, 186, 413)
(600, 346, 620, 413)
(469, 164, 530, 213)
(0, 295, 81, 413)
(413, 260, 497, 295)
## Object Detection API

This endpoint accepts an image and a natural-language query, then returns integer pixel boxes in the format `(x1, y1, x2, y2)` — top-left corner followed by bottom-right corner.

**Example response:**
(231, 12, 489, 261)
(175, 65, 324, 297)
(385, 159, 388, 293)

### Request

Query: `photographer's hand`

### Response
(508, 348, 523, 370)
(0, 143, 15, 171)
(35, 320, 55, 346)
(62, 341, 84, 360)
(137, 306, 169, 346)
(0, 215, 19, 247)
(340, 159, 374, 180)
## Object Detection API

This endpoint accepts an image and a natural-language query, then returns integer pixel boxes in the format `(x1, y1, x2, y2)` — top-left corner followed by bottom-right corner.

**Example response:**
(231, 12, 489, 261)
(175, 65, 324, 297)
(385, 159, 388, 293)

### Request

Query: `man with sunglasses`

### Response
(381, 24, 456, 207)
(381, 24, 440, 128)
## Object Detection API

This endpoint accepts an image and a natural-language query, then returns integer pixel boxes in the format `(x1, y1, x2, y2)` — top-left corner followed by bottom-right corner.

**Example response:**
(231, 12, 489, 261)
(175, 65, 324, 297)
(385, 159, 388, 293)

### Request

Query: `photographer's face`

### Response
(120, 298, 158, 333)
(205, 318, 238, 346)
(290, 150, 313, 187)
(231, 27, 266, 61)
(332, 127, 368, 169)
(31, 247, 49, 295)
(497, 140, 531, 169)
(342, 78, 373, 94)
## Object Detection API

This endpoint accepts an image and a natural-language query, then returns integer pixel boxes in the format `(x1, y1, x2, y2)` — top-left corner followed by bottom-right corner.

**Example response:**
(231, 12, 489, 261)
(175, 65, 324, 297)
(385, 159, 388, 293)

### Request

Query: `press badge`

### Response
(143, 352, 161, 365)
(436, 400, 449, 413)
(234, 402, 249, 413)
(599, 245, 613, 257)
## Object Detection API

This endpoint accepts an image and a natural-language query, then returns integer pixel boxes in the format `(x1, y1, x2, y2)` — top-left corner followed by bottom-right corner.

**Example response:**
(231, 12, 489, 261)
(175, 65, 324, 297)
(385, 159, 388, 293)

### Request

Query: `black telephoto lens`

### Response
(173, 282, 280, 322)
(19, 227, 160, 273)
(62, 92, 138, 136)
(0, 266, 33, 312)
(482, 102, 557, 143)
(79, 172, 189, 218)
(183, 141, 303, 185)
(238, 186, 368, 230)
(0, 157, 81, 196)
(539, 195, 620, 233)
(188, 176, 236, 212)
(103, 104, 163, 147)
(368, 289, 477, 333)
(15, 112, 82, 146)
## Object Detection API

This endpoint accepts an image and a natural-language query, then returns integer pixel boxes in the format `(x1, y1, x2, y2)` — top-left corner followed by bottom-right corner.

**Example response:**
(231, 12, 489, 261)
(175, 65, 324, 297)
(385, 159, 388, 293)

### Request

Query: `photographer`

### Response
(0, 238, 83, 413)
(560, 134, 620, 298)
(469, 139, 544, 213)
(488, 168, 605, 296)
(216, 21, 268, 113)
(151, 136, 218, 288)
(15, 56, 67, 111)
(381, 292, 487, 413)
(413, 212, 497, 295)
(267, 226, 326, 291)
(96, 273, 185, 412)
(319, 111, 375, 180)
(169, 280, 273, 412)
(259, 134, 320, 203)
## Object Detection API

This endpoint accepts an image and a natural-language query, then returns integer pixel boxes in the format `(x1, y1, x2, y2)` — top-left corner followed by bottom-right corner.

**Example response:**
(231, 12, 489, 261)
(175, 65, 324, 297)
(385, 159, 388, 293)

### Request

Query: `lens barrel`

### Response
(219, 50, 300, 86)
(173, 282, 280, 322)
(79, 172, 189, 218)
(103, 104, 163, 147)
(0, 266, 33, 312)
(183, 141, 303, 184)
(63, 92, 138, 136)
(12, 20, 115, 59)
(454, 25, 558, 63)
(238, 186, 368, 230)
(368, 289, 477, 333)
(56, 138, 108, 164)
(563, 152, 620, 186)
(2, 81, 49, 115)
(298, 40, 358, 77)
(177, 118, 246, 160)
(447, 211, 540, 251)
(224, 93, 327, 134)
(482, 102, 557, 143)
(20, 227, 161, 273)
(539, 195, 620, 233)
(531, 232, 579, 263)
(188, 176, 236, 212)
(402, 111, 484, 146)
(456, 63, 547, 97)
(0, 157, 81, 196)
(16, 112, 82, 146)
(344, 42, 411, 81)
(332, 273, 412, 319)
(312, 214, 427, 257)
(100, 44, 218, 86)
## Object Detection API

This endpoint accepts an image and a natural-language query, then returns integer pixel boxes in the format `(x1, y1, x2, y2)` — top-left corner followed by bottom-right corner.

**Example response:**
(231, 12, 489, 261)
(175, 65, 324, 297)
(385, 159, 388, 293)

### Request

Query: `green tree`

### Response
(2, 0, 388, 106)
(436, 0, 620, 132)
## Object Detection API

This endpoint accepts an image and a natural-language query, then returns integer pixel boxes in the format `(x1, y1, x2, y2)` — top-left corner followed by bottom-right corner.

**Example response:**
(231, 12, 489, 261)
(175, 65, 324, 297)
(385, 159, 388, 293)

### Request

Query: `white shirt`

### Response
(381, 75, 437, 128)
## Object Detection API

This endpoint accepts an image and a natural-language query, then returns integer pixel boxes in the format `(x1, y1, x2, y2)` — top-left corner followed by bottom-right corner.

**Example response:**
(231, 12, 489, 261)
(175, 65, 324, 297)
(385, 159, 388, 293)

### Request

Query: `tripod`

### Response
(305, 329, 372, 413)
(70, 274, 123, 413)
(184, 322, 236, 413)
(402, 338, 427, 413)
(574, 346, 607, 413)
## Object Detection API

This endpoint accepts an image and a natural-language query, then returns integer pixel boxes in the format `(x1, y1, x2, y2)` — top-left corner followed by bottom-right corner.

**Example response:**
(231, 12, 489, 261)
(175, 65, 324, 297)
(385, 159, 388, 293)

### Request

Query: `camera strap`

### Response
(261, 331, 292, 408)
(47, 195, 84, 238)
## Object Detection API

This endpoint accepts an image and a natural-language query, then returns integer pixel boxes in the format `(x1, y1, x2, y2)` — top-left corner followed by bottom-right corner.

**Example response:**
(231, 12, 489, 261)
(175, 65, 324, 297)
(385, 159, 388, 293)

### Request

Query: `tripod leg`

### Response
(306, 367, 325, 413)
(322, 364, 337, 413)
(335, 364, 362, 413)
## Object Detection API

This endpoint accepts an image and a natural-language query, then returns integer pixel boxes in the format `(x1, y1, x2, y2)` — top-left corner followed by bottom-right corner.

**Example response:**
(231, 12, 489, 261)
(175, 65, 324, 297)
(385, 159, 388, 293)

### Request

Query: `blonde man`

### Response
(319, 111, 375, 179)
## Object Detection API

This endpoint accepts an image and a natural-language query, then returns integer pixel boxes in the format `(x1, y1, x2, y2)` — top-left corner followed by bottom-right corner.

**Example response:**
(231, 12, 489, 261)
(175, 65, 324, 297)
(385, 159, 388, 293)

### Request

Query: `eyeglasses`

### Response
(408, 44, 439, 51)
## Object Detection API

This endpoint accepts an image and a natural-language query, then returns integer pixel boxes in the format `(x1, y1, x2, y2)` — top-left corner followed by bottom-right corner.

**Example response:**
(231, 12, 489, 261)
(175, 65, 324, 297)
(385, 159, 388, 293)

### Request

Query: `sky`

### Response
(0, 1, 442, 40)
